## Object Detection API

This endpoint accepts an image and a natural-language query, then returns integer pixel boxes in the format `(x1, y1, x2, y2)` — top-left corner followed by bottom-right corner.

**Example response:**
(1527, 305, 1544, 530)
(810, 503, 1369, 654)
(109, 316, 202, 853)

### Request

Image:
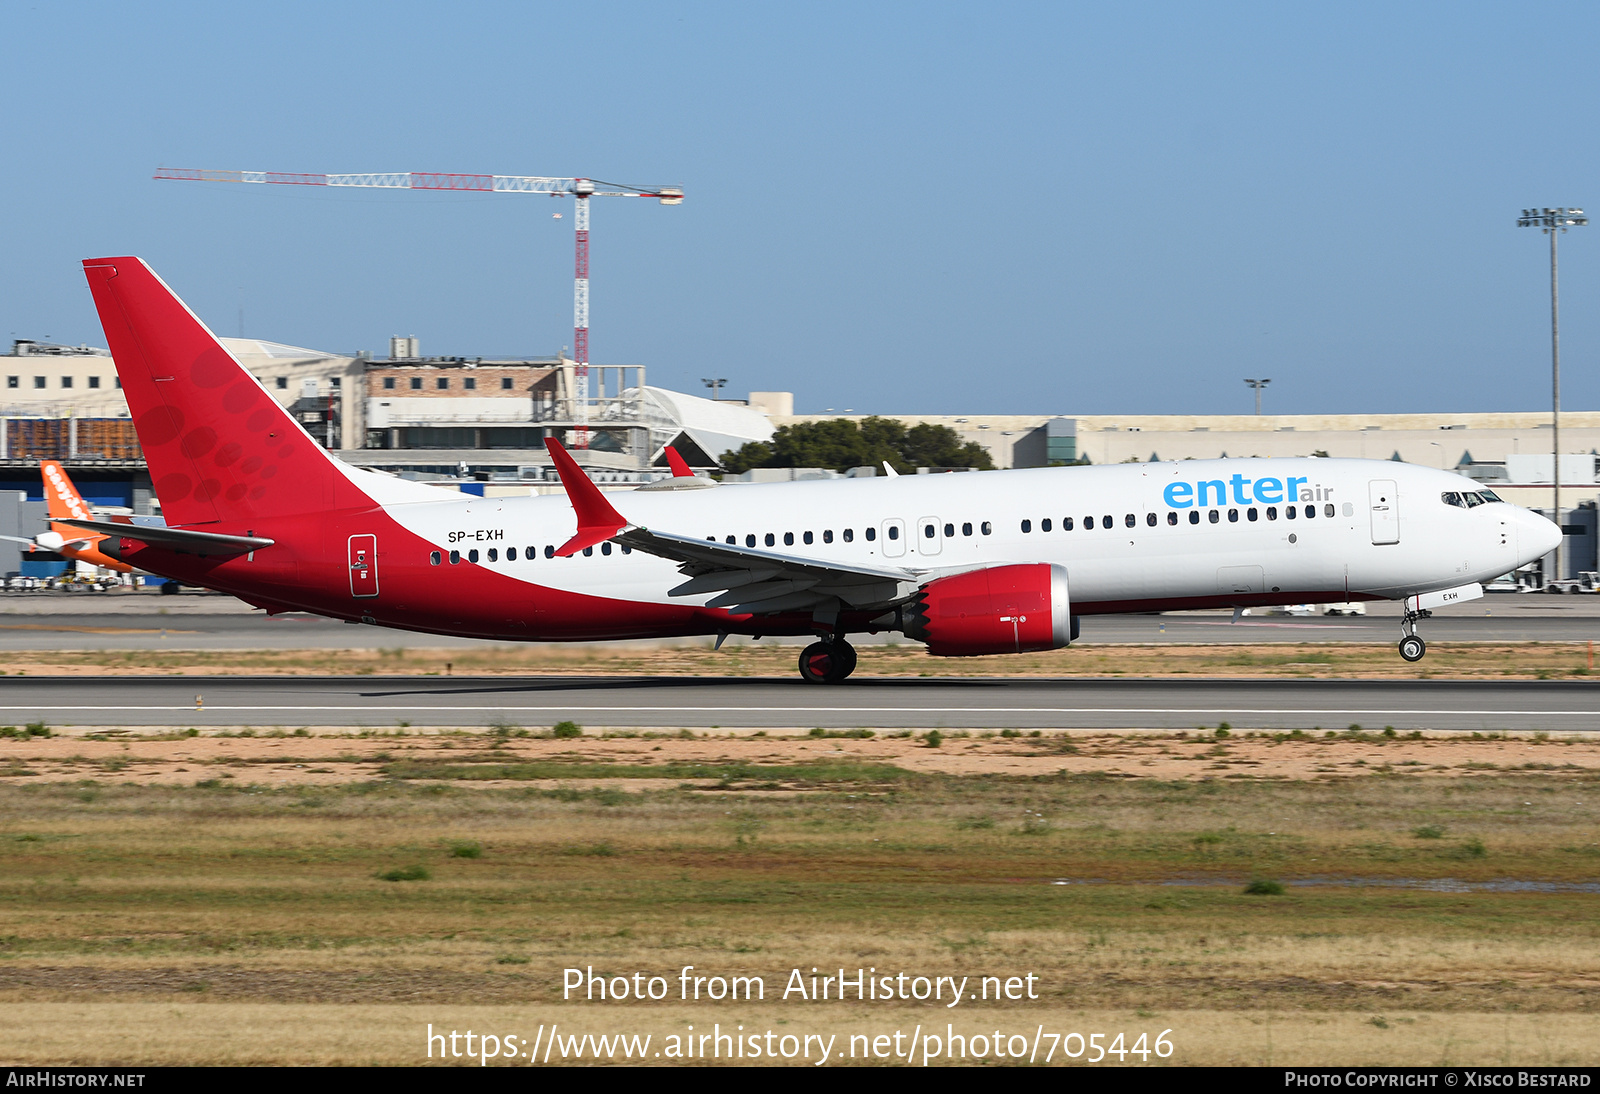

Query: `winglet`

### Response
(545, 437, 628, 556)
(664, 446, 694, 477)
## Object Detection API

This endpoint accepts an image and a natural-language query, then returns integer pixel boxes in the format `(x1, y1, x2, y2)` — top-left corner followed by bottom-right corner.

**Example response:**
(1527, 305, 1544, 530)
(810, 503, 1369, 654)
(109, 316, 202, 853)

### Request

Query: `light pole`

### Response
(1518, 207, 1587, 581)
(701, 378, 727, 402)
(1243, 378, 1270, 415)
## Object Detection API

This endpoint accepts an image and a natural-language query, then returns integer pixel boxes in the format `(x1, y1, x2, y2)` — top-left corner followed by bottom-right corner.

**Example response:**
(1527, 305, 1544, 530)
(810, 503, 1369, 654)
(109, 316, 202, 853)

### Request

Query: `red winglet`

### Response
(545, 437, 627, 556)
(664, 445, 694, 477)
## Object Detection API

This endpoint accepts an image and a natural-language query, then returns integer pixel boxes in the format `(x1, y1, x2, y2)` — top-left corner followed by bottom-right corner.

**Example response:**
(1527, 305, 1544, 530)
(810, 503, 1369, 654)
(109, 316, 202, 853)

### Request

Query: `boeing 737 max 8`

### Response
(67, 257, 1562, 682)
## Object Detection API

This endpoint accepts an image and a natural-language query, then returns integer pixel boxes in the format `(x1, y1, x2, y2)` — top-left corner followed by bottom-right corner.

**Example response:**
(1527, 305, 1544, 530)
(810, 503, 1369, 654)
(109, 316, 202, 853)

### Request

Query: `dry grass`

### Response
(1, 735, 1598, 1065)
(0, 641, 1596, 679)
(1, 1004, 1595, 1066)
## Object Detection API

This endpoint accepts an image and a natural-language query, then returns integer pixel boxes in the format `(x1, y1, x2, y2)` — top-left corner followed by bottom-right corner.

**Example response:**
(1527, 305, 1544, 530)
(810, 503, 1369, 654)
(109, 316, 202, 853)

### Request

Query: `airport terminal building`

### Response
(2, 336, 1596, 581)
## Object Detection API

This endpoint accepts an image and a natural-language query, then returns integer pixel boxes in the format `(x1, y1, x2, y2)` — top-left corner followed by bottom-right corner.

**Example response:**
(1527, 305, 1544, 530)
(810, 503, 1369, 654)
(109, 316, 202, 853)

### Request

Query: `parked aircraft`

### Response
(67, 257, 1561, 682)
(0, 460, 134, 574)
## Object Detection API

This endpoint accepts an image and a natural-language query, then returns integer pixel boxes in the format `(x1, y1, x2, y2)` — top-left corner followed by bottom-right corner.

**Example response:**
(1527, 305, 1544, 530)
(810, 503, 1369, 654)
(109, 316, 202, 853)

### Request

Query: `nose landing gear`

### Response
(1398, 608, 1431, 662)
(799, 637, 857, 684)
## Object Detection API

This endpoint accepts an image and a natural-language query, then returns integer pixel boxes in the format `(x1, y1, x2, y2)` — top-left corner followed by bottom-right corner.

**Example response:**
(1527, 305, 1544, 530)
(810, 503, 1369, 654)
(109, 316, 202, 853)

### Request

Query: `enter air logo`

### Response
(1163, 474, 1335, 508)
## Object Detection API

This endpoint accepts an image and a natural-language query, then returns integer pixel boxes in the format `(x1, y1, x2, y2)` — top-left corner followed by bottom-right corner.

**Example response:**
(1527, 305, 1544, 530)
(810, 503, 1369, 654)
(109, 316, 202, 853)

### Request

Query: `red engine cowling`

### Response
(904, 563, 1071, 656)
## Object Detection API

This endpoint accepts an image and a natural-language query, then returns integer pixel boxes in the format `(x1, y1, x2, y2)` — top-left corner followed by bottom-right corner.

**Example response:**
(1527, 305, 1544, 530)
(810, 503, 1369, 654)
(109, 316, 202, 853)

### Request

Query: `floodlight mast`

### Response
(153, 168, 684, 449)
(1243, 378, 1270, 415)
(1517, 206, 1587, 583)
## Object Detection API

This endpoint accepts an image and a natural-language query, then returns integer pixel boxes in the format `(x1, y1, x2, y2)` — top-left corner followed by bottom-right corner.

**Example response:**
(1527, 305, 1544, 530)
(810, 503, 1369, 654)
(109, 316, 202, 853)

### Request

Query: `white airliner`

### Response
(66, 257, 1562, 683)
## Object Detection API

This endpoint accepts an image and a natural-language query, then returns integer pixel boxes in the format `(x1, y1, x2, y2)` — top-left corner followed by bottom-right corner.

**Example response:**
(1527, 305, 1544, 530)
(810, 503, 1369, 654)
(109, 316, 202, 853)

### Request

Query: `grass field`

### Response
(0, 639, 1595, 679)
(1, 727, 1597, 1065)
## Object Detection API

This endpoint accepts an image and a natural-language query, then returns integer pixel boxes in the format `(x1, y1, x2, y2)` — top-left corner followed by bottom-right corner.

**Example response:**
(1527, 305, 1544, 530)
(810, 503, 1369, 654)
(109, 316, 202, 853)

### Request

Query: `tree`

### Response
(720, 418, 993, 474)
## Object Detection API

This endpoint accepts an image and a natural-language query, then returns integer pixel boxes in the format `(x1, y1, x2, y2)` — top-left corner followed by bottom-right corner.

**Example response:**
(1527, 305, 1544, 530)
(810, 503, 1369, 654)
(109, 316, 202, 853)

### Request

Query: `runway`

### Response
(0, 593, 1596, 650)
(3, 675, 1596, 731)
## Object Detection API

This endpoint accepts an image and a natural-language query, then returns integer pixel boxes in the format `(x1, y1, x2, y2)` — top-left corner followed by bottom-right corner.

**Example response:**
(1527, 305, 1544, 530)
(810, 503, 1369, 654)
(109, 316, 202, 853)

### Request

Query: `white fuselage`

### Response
(377, 457, 1557, 620)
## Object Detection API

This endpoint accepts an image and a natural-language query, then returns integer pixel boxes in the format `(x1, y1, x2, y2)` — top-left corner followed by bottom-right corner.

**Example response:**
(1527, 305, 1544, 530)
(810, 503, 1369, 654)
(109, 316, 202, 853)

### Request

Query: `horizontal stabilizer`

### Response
(53, 518, 274, 555)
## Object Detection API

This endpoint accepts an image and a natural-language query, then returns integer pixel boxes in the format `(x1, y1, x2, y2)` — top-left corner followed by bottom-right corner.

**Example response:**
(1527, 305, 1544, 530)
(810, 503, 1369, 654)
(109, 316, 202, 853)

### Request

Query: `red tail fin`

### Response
(81, 257, 368, 526)
(663, 445, 694, 477)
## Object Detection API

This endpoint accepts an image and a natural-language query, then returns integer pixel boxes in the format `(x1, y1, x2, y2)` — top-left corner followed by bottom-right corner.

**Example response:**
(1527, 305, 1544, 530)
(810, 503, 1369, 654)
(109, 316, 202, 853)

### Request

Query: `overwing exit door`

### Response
(348, 534, 379, 598)
(1369, 481, 1399, 545)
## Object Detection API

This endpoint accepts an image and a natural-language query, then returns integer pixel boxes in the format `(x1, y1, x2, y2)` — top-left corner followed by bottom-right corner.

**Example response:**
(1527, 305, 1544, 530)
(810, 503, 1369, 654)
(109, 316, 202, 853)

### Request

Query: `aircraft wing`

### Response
(52, 519, 274, 556)
(542, 436, 924, 616)
(617, 526, 924, 615)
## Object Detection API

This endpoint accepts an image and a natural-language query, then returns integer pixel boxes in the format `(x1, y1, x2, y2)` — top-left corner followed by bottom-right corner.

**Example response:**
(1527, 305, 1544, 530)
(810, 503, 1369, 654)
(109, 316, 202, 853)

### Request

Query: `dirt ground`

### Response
(1, 640, 1597, 678)
(3, 727, 1598, 787)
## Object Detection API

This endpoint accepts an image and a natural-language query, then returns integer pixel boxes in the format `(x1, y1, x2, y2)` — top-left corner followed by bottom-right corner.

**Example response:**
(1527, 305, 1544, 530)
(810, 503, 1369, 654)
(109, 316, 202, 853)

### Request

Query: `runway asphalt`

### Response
(0, 593, 1596, 650)
(2, 675, 1595, 732)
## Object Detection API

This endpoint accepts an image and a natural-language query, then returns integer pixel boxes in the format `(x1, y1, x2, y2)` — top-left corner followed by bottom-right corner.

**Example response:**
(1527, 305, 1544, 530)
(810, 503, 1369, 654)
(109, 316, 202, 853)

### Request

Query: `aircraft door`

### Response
(917, 516, 942, 556)
(348, 534, 379, 598)
(1369, 480, 1399, 545)
(881, 518, 906, 558)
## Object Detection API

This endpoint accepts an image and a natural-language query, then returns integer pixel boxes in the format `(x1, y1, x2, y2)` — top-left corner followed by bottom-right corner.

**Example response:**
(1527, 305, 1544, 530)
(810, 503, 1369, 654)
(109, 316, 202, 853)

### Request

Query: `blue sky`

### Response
(3, 2, 1598, 416)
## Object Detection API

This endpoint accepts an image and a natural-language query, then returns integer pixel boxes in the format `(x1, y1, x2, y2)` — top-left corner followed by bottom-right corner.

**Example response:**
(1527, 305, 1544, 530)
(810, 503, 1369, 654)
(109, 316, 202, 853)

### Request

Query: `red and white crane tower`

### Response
(153, 168, 684, 447)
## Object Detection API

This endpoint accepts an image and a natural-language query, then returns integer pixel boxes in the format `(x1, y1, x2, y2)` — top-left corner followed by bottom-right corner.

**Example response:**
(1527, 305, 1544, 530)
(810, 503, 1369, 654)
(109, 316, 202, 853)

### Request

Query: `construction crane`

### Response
(153, 168, 684, 447)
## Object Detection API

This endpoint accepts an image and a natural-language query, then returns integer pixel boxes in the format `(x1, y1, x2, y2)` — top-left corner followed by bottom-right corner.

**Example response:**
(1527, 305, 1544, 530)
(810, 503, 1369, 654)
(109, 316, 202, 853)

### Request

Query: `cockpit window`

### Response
(1441, 491, 1464, 508)
(1479, 489, 1503, 503)
(1463, 491, 1485, 508)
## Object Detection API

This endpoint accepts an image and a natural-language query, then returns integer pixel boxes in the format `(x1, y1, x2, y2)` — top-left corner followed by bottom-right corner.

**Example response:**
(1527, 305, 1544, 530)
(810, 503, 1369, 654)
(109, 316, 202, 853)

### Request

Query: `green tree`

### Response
(720, 418, 993, 474)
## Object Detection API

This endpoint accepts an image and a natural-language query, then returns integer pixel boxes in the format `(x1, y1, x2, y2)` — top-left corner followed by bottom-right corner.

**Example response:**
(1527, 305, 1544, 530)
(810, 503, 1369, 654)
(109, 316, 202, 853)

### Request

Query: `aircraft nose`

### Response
(1521, 508, 1562, 562)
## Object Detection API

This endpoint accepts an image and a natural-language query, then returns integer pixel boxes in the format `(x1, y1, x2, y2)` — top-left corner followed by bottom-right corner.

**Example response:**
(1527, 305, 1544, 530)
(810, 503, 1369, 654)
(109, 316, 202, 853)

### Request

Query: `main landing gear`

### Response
(1398, 607, 1431, 663)
(799, 638, 857, 684)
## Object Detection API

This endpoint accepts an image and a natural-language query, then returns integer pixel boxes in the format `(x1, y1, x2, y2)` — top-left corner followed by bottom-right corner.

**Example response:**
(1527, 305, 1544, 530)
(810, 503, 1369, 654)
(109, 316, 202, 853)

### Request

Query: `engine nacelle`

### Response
(904, 563, 1071, 656)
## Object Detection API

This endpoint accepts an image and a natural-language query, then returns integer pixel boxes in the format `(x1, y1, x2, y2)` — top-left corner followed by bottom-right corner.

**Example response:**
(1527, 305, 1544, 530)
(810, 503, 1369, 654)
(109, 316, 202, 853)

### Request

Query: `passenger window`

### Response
(1166, 512, 1176, 526)
(1145, 513, 1155, 527)
(866, 527, 877, 542)
(1124, 513, 1135, 528)
(784, 532, 794, 546)
(765, 533, 775, 547)
(823, 530, 834, 543)
(1084, 516, 1095, 530)
(944, 523, 955, 537)
(1063, 517, 1074, 530)
(450, 550, 460, 564)
(545, 545, 556, 558)
(804, 531, 814, 545)
(1286, 505, 1297, 520)
(981, 522, 992, 535)
(601, 542, 612, 555)
(1189, 511, 1200, 525)
(1041, 518, 1052, 532)
(924, 524, 936, 538)
(1441, 491, 1463, 507)
(430, 551, 441, 565)
(509, 548, 519, 560)
(488, 548, 499, 561)
(1103, 515, 1113, 527)
(887, 526, 899, 540)
(1247, 508, 1258, 522)
(1021, 519, 1032, 533)
(1227, 509, 1238, 523)
(583, 546, 593, 556)
(469, 548, 480, 563)
(726, 536, 736, 544)
(746, 535, 756, 547)
(962, 522, 973, 536)
(1266, 507, 1277, 520)
(621, 545, 632, 554)
(1208, 510, 1219, 524)
(843, 528, 854, 542)
(1304, 505, 1316, 519)
(1324, 503, 1335, 517)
